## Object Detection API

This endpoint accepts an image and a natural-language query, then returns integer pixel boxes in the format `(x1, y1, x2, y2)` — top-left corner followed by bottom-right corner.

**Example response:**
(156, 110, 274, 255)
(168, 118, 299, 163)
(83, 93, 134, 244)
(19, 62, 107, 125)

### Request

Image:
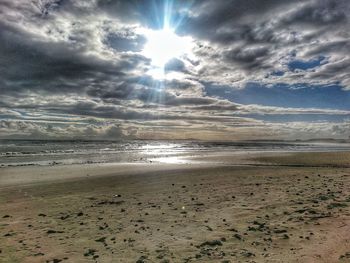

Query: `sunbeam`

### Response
(142, 26, 192, 69)
(140, 0, 193, 79)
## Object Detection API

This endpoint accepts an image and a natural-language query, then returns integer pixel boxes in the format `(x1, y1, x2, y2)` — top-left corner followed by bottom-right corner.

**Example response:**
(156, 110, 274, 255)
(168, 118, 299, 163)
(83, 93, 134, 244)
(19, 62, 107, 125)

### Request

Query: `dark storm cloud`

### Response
(181, 0, 349, 45)
(280, 0, 348, 26)
(102, 22, 148, 53)
(223, 46, 270, 71)
(305, 40, 350, 57)
(104, 32, 146, 52)
(0, 0, 153, 99)
(178, 0, 293, 44)
(0, 20, 147, 96)
(186, 0, 350, 89)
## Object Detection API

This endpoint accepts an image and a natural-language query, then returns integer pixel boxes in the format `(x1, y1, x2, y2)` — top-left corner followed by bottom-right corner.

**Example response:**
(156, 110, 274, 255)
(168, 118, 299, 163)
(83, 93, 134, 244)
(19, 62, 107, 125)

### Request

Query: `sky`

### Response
(0, 0, 350, 141)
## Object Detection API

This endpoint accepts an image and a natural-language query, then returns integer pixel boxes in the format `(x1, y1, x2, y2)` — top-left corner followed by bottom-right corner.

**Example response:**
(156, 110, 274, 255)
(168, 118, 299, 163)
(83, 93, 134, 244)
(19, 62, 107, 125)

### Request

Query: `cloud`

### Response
(179, 0, 350, 89)
(0, 119, 128, 140)
(0, 0, 349, 140)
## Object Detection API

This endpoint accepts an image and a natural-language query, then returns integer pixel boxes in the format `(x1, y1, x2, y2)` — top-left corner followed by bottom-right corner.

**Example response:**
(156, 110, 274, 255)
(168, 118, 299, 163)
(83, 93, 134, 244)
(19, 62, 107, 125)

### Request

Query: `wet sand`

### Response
(1, 152, 350, 262)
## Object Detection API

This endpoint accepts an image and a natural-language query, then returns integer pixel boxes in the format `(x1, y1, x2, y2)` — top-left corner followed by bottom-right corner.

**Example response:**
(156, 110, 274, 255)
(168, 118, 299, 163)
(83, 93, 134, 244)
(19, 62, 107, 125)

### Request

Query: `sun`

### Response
(141, 27, 192, 77)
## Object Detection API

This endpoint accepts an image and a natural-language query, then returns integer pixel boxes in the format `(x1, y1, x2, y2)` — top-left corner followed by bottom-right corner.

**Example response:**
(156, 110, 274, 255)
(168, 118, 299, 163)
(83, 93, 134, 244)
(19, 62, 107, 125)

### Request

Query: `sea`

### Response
(1, 139, 350, 167)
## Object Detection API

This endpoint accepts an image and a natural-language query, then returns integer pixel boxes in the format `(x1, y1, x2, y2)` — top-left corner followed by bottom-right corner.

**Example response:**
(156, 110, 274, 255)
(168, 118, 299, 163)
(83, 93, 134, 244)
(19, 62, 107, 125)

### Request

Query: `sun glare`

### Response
(142, 27, 192, 77)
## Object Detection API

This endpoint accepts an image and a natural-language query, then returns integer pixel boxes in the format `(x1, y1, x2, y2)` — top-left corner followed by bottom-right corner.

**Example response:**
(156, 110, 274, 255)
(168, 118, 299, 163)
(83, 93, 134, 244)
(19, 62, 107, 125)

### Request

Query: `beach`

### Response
(2, 0, 350, 262)
(1, 151, 350, 262)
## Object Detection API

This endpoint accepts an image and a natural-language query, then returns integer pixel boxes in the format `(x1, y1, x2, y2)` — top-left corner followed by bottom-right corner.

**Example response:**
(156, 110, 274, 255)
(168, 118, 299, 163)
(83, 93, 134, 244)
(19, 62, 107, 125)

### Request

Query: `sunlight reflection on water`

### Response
(141, 143, 191, 163)
(151, 156, 189, 164)
(2, 140, 350, 167)
(141, 143, 184, 156)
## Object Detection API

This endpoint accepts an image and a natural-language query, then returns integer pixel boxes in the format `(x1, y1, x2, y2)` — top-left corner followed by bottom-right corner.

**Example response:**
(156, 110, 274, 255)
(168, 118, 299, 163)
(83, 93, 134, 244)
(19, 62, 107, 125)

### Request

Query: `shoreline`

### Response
(3, 150, 350, 188)
(1, 151, 350, 262)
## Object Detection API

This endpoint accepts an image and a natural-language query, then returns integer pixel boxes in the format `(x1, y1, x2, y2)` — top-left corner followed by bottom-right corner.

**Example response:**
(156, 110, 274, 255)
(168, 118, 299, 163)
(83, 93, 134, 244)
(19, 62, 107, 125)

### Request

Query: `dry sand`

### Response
(1, 152, 350, 262)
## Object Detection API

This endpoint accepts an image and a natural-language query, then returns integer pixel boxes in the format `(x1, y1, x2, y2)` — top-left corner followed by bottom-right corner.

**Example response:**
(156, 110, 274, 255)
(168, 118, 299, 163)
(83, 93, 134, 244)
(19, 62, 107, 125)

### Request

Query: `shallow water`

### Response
(1, 139, 350, 167)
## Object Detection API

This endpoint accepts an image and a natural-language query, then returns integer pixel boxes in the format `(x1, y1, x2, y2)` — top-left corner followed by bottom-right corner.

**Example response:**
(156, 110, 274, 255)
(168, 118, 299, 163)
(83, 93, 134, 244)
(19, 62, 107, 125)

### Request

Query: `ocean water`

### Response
(1, 139, 350, 167)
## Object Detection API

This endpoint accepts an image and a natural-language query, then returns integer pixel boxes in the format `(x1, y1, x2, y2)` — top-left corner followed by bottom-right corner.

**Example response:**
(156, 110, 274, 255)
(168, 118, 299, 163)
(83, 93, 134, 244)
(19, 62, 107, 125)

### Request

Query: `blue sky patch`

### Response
(205, 82, 350, 111)
(288, 56, 326, 71)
